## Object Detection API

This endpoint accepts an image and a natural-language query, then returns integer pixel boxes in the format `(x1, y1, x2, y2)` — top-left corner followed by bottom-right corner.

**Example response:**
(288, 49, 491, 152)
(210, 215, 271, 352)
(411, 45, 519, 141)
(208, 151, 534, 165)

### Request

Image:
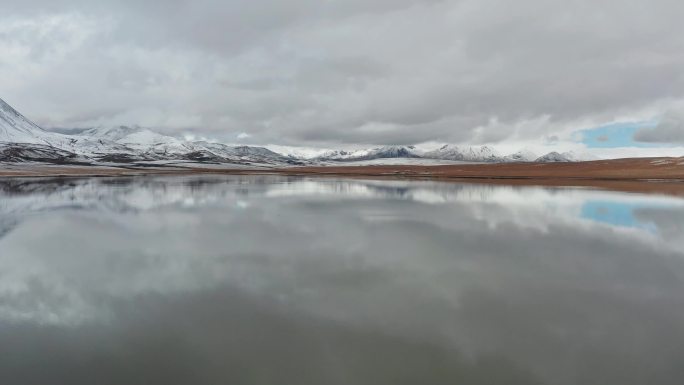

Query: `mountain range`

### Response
(312, 144, 584, 163)
(1, 97, 584, 166)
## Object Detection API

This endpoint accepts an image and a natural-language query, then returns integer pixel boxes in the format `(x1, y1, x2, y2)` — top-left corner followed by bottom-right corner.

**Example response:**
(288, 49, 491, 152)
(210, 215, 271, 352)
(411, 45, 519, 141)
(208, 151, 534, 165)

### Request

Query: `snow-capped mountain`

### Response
(82, 125, 194, 155)
(535, 152, 571, 163)
(503, 149, 538, 162)
(534, 151, 588, 163)
(314, 144, 593, 164)
(82, 125, 151, 142)
(423, 145, 501, 162)
(192, 141, 299, 164)
(316, 146, 422, 161)
(1, 97, 588, 165)
(0, 98, 64, 145)
(0, 98, 297, 166)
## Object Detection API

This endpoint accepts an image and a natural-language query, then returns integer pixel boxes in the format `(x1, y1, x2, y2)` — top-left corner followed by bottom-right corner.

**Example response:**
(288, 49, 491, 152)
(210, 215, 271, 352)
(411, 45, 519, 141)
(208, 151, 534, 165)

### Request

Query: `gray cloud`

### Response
(3, 0, 684, 146)
(634, 111, 684, 144)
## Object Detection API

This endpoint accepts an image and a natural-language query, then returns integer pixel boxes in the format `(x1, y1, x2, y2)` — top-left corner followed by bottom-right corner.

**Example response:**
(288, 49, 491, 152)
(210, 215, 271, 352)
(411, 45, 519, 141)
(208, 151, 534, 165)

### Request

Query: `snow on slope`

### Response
(0, 98, 63, 145)
(0, 98, 292, 165)
(326, 158, 478, 166)
(0, 98, 298, 165)
(193, 141, 300, 164)
(423, 145, 500, 162)
(82, 126, 194, 156)
(315, 144, 595, 164)
(534, 151, 595, 163)
(316, 146, 422, 161)
(535, 152, 571, 162)
(503, 149, 538, 162)
(0, 97, 591, 165)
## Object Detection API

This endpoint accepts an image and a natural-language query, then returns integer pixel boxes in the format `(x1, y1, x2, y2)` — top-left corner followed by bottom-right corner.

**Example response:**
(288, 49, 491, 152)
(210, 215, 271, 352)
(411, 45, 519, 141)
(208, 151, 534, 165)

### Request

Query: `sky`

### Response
(1, 0, 684, 156)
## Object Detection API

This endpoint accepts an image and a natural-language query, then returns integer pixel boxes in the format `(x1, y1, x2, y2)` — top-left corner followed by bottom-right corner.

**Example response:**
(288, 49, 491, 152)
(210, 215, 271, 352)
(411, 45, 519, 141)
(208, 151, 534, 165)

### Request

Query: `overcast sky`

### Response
(2, 0, 684, 153)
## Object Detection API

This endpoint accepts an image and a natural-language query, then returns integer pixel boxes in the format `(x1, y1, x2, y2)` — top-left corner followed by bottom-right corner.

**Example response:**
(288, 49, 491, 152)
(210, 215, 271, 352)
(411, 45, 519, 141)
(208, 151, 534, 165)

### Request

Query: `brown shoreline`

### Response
(273, 157, 684, 195)
(1, 156, 683, 196)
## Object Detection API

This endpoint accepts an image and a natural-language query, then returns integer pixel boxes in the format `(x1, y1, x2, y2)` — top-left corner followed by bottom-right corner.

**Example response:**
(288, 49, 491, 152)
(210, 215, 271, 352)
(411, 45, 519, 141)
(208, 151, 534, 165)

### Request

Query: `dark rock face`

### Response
(182, 151, 224, 163)
(0, 144, 87, 165)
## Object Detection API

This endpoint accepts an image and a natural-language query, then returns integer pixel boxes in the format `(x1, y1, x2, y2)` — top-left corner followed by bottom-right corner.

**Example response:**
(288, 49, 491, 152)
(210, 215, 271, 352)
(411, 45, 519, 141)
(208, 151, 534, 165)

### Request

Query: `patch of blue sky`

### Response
(578, 120, 670, 148)
(581, 200, 658, 233)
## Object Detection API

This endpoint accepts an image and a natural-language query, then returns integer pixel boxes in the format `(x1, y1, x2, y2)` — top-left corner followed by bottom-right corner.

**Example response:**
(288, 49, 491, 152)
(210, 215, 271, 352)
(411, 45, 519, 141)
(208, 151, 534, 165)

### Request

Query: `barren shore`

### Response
(2, 157, 684, 196)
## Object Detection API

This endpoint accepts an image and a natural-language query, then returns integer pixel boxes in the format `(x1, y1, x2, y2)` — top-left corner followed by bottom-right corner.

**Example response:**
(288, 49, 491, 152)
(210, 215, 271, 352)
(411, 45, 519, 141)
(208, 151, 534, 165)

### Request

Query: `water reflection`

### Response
(581, 200, 662, 232)
(0, 176, 683, 385)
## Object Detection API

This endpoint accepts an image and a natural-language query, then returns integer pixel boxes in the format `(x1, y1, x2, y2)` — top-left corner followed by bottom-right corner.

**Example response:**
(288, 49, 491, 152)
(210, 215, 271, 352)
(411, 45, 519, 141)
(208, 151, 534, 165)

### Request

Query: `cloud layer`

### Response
(2, 0, 684, 147)
(635, 111, 684, 144)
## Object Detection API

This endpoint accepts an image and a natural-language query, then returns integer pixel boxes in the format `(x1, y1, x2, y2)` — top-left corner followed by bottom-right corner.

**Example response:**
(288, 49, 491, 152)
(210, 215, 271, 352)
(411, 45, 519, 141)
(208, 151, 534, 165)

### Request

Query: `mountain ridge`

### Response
(1, 98, 589, 166)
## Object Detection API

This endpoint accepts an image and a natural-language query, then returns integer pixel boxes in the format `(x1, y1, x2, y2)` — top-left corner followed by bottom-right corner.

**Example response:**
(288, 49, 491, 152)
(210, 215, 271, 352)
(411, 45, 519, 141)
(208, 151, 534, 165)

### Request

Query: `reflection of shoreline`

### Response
(287, 175, 684, 198)
(1, 175, 682, 245)
(1, 157, 684, 196)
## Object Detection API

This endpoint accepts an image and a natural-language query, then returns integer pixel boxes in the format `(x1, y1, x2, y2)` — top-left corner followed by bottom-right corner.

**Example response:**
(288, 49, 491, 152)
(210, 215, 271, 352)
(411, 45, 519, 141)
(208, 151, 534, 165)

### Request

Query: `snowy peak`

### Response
(81, 125, 196, 158)
(534, 151, 596, 163)
(81, 125, 145, 142)
(315, 144, 589, 164)
(503, 149, 538, 162)
(82, 125, 182, 147)
(0, 97, 294, 165)
(423, 145, 500, 162)
(0, 97, 54, 145)
(535, 152, 575, 163)
(193, 141, 300, 164)
(0, 98, 591, 165)
(317, 145, 420, 161)
(0, 98, 29, 122)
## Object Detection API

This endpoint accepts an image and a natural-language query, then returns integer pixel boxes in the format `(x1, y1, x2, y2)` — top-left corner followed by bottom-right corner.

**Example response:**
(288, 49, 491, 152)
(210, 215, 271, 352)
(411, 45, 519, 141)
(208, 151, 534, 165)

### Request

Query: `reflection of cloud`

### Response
(1, 176, 682, 261)
(2, 176, 683, 242)
(0, 285, 544, 385)
(581, 201, 658, 233)
(1, 176, 684, 384)
(634, 207, 684, 249)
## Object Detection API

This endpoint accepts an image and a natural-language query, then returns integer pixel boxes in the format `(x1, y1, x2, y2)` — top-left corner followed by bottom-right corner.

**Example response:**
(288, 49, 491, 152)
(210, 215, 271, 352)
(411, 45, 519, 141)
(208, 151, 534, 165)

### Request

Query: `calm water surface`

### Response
(1, 175, 683, 385)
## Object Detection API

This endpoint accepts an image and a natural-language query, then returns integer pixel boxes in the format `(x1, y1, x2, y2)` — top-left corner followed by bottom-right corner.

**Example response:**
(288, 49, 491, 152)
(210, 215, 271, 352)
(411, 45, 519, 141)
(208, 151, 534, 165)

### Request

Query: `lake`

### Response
(1, 175, 683, 385)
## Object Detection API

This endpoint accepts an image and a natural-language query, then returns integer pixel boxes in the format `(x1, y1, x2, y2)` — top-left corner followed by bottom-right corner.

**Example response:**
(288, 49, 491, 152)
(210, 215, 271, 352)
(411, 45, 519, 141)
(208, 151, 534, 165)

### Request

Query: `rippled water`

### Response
(1, 175, 683, 385)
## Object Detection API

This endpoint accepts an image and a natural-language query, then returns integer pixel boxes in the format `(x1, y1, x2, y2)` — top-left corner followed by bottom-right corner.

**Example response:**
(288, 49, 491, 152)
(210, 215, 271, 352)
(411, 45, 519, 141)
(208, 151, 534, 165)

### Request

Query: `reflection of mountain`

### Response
(2, 176, 683, 241)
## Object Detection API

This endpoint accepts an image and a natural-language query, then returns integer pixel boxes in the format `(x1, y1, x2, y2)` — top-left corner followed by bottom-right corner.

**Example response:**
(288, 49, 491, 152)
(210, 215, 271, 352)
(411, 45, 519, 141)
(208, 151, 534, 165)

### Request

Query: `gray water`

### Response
(1, 175, 683, 385)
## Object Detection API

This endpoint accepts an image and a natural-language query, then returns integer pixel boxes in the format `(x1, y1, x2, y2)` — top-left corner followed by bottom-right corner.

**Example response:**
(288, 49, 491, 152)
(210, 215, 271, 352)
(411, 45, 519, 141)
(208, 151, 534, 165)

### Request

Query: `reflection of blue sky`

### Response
(581, 200, 658, 232)
(580, 121, 663, 148)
